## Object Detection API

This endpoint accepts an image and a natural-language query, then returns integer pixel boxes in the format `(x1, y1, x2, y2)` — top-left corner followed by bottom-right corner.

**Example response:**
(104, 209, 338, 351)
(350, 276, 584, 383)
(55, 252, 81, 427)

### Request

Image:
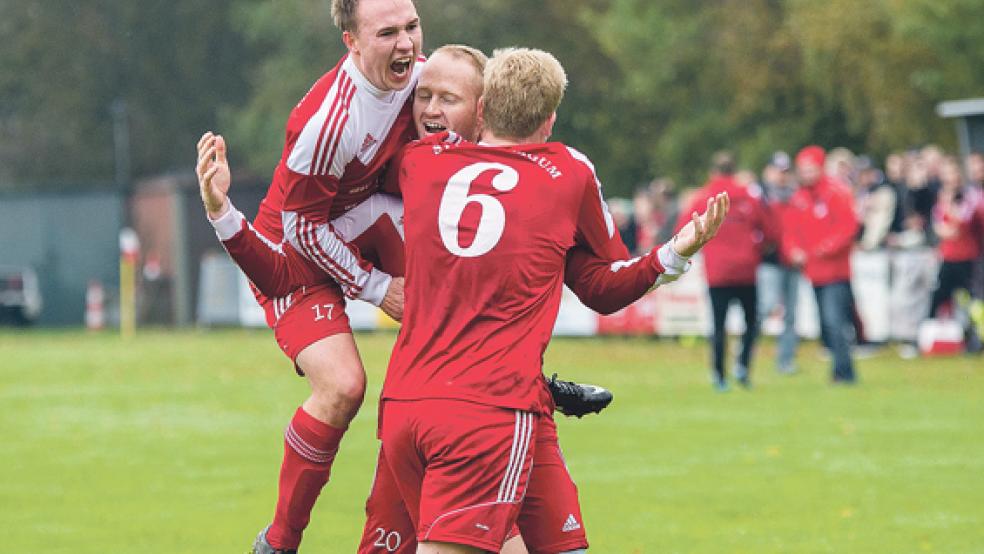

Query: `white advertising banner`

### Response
(217, 249, 931, 340)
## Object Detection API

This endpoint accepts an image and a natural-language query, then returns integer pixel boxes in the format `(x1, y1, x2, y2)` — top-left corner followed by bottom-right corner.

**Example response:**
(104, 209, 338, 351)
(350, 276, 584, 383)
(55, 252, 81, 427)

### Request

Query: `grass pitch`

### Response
(2, 329, 982, 553)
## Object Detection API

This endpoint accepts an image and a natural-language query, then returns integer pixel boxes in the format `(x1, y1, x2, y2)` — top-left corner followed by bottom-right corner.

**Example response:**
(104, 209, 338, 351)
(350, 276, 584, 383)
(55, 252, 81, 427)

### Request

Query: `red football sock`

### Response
(266, 406, 346, 549)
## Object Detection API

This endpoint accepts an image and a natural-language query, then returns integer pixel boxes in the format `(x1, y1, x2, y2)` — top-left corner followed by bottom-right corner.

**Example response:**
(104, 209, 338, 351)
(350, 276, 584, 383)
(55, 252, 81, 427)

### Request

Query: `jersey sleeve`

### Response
(564, 149, 691, 313)
(278, 89, 391, 305)
(563, 238, 661, 314)
(209, 201, 325, 298)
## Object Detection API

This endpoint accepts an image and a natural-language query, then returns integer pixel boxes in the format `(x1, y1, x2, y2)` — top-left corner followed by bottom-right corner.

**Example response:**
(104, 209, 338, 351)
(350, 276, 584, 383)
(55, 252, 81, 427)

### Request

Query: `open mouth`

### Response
(422, 121, 446, 134)
(390, 57, 412, 78)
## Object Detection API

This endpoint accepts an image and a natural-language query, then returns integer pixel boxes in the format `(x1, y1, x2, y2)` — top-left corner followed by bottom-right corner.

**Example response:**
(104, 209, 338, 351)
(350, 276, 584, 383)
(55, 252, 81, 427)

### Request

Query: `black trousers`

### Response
(708, 285, 759, 380)
(930, 260, 974, 317)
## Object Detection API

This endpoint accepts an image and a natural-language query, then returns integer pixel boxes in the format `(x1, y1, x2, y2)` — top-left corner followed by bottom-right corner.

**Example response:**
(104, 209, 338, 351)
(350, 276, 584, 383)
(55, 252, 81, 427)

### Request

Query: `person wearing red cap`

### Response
(782, 146, 859, 383)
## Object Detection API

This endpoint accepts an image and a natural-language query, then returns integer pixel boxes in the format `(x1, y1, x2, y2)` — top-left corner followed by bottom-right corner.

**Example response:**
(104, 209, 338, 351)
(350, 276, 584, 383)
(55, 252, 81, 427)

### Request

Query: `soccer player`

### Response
(375, 47, 727, 554)
(200, 44, 679, 553)
(356, 44, 690, 554)
(198, 1, 423, 551)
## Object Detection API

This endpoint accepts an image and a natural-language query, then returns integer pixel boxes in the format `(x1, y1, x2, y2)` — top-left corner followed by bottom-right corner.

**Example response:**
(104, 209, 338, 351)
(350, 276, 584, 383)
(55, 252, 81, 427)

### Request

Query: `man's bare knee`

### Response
(500, 536, 528, 554)
(296, 333, 366, 425)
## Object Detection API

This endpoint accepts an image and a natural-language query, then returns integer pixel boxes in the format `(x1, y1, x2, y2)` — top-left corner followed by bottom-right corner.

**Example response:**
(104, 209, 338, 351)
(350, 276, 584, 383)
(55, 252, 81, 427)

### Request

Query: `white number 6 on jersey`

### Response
(438, 162, 519, 257)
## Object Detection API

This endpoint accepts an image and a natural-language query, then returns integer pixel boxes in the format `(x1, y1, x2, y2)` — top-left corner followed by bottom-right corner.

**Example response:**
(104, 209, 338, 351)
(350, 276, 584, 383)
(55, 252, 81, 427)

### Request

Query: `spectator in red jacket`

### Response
(678, 151, 776, 390)
(781, 146, 859, 383)
(929, 156, 984, 317)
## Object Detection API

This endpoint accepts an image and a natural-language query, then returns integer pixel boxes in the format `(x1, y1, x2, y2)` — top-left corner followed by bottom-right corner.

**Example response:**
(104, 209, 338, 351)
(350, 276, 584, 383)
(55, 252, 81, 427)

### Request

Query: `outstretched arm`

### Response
(196, 132, 405, 319)
(197, 132, 311, 298)
(566, 192, 729, 314)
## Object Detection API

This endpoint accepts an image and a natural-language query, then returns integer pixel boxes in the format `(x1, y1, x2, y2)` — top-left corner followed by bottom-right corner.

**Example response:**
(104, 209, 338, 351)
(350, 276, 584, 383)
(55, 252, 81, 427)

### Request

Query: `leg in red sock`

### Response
(266, 406, 347, 549)
(261, 331, 367, 550)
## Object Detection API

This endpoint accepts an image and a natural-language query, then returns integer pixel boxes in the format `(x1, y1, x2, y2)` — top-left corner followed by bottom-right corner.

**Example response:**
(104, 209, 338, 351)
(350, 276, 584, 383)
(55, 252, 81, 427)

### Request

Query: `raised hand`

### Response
(196, 131, 231, 219)
(672, 192, 730, 257)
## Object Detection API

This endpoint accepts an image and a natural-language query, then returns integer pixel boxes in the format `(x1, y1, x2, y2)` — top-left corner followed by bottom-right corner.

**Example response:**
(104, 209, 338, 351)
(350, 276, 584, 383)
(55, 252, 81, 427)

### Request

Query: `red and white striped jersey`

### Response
(245, 54, 422, 305)
(382, 134, 626, 413)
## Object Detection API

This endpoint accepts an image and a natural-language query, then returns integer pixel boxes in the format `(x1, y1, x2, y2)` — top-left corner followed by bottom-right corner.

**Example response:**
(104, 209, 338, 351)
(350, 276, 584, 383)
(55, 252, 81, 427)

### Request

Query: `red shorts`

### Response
(361, 403, 588, 553)
(251, 193, 406, 367)
(359, 447, 416, 553)
(359, 445, 527, 554)
(379, 399, 537, 552)
(255, 282, 351, 365)
(516, 416, 588, 554)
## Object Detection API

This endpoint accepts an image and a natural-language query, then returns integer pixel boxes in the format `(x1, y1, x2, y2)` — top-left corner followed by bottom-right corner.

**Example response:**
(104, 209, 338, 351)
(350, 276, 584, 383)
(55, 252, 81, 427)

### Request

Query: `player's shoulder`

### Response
(519, 143, 598, 187)
(555, 144, 596, 173)
(401, 131, 468, 159)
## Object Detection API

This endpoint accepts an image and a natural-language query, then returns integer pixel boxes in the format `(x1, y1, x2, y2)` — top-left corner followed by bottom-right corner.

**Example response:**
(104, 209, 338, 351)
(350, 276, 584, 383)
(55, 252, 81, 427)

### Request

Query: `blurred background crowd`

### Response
(612, 144, 984, 374)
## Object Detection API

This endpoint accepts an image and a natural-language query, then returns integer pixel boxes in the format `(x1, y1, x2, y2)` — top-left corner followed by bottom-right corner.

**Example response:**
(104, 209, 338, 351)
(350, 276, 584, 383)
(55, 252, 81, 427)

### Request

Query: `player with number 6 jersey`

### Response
(377, 47, 728, 553)
(383, 136, 622, 412)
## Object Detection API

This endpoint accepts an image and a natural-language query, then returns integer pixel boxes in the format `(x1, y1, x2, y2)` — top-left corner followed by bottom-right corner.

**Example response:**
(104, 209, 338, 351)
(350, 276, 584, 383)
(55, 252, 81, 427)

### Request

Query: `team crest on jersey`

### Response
(359, 133, 378, 156)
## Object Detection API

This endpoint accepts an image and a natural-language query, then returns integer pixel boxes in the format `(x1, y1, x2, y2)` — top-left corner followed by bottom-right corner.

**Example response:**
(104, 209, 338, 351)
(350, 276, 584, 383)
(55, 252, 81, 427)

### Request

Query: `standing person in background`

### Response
(678, 151, 775, 390)
(650, 177, 681, 245)
(633, 185, 658, 256)
(966, 152, 984, 300)
(883, 153, 909, 248)
(825, 147, 858, 189)
(856, 161, 898, 251)
(928, 157, 984, 318)
(758, 151, 801, 374)
(607, 197, 638, 254)
(782, 146, 859, 384)
(908, 150, 942, 245)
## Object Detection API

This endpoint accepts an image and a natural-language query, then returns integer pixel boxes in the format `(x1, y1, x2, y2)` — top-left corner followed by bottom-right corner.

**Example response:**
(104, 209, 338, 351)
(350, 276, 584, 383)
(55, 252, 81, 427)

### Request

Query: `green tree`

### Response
(224, 0, 646, 195)
(0, 0, 254, 187)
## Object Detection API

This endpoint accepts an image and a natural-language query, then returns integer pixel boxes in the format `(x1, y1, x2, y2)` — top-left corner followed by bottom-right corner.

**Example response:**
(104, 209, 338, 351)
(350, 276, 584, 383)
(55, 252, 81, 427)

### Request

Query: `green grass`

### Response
(2, 329, 982, 552)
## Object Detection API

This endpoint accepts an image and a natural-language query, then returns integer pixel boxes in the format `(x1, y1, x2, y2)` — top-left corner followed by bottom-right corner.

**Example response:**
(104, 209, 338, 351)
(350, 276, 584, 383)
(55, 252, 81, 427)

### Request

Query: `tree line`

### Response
(2, 0, 982, 195)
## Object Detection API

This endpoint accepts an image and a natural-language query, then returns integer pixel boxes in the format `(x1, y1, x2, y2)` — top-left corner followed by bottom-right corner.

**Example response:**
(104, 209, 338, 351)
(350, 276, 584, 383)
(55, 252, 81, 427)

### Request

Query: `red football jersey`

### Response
(242, 54, 420, 305)
(381, 134, 618, 412)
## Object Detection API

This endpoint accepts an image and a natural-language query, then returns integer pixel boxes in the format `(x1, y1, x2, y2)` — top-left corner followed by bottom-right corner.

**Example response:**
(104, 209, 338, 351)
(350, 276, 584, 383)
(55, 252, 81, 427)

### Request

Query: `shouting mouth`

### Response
(422, 121, 446, 135)
(390, 57, 412, 79)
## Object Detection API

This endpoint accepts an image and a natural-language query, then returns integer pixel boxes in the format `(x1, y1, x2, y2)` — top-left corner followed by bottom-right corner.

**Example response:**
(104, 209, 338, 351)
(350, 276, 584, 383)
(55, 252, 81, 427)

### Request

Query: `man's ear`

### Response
(342, 30, 358, 54)
(476, 95, 485, 124)
(541, 112, 557, 141)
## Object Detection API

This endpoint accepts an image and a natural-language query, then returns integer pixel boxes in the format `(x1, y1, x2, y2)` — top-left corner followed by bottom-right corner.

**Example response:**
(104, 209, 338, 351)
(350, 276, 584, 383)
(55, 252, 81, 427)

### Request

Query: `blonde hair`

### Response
(331, 0, 358, 32)
(482, 47, 568, 139)
(432, 44, 487, 73)
(431, 44, 487, 95)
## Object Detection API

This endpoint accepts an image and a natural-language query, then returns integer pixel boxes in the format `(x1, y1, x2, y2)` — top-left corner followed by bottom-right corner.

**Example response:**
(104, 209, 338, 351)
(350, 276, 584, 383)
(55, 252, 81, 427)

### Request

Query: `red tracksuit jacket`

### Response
(677, 175, 776, 287)
(780, 176, 858, 286)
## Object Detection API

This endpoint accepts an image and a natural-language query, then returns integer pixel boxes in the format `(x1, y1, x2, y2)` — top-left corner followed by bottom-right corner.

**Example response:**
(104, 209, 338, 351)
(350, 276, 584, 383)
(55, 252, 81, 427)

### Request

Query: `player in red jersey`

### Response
(375, 48, 728, 554)
(356, 45, 688, 554)
(201, 44, 725, 553)
(201, 44, 683, 554)
(198, 1, 425, 551)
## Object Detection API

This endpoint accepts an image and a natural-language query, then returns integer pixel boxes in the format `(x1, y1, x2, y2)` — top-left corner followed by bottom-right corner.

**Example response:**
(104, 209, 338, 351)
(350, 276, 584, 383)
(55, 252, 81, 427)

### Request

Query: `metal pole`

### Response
(111, 98, 132, 232)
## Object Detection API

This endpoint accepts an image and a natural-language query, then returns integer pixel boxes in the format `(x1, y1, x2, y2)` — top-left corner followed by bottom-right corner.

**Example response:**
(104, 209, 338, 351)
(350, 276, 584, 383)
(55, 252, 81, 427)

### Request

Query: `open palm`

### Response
(673, 192, 730, 257)
(196, 131, 231, 219)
